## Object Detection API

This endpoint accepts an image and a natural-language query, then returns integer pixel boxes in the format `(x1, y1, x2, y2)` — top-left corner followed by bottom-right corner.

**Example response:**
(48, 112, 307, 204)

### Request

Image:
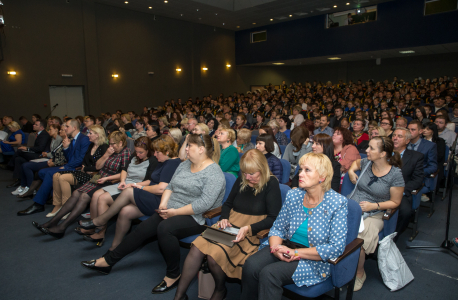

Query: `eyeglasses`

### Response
(109, 142, 117, 146)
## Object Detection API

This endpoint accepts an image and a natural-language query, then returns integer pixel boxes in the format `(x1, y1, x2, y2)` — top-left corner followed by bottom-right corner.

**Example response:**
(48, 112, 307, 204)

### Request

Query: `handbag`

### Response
(198, 258, 215, 300)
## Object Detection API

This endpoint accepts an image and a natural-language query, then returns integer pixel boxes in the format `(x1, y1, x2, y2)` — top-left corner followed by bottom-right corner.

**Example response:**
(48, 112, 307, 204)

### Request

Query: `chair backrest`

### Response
(360, 153, 367, 159)
(279, 183, 291, 205)
(294, 165, 300, 176)
(26, 133, 36, 147)
(279, 159, 291, 184)
(341, 170, 360, 197)
(346, 199, 363, 244)
(251, 135, 258, 146)
(126, 138, 135, 153)
(239, 152, 244, 159)
(279, 145, 286, 158)
(405, 116, 413, 124)
(252, 130, 259, 136)
(223, 172, 237, 203)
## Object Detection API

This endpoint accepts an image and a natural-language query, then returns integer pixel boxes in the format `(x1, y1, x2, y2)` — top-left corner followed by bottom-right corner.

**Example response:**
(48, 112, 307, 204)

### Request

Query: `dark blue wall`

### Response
(235, 0, 458, 65)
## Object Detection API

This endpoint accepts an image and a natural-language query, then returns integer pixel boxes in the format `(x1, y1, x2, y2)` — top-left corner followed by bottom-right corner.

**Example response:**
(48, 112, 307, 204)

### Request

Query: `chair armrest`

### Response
(327, 238, 364, 265)
(430, 170, 439, 178)
(256, 229, 270, 239)
(202, 207, 222, 219)
(382, 207, 399, 220)
(411, 183, 424, 195)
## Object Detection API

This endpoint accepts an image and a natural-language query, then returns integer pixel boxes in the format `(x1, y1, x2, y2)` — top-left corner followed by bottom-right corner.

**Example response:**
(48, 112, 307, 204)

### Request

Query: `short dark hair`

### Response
(36, 119, 47, 129)
(256, 133, 275, 153)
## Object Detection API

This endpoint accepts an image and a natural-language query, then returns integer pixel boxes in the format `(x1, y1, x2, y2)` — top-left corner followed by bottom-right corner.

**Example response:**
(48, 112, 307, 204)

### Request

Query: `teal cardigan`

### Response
(219, 145, 240, 178)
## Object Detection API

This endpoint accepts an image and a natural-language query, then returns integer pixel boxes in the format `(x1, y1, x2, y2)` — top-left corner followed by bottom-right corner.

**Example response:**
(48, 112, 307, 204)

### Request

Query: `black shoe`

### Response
(42, 227, 65, 239)
(81, 260, 112, 275)
(7, 179, 20, 188)
(83, 235, 105, 247)
(74, 227, 94, 236)
(17, 203, 45, 216)
(152, 278, 180, 294)
(32, 221, 47, 234)
(79, 219, 102, 230)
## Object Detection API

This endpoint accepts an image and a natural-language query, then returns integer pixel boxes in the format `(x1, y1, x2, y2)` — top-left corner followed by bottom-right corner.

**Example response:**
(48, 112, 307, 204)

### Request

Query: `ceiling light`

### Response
(202, 67, 208, 71)
(180, 14, 183, 16)
(164, 0, 168, 3)
(176, 68, 181, 72)
(252, 22, 256, 25)
(346, 2, 350, 5)
(333, 5, 337, 8)
(226, 64, 231, 67)
(272, 62, 284, 65)
(399, 50, 415, 54)
(236, 26, 240, 28)
(270, 18, 273, 21)
(289, 15, 293, 17)
(7, 71, 16, 75)
(149, 7, 152, 9)
(112, 74, 119, 77)
(328, 57, 341, 60)
(124, 1, 128, 4)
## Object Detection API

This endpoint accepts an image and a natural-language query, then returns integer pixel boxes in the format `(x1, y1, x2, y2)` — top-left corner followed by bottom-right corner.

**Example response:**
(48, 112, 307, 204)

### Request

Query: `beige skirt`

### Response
(192, 210, 266, 279)
(357, 212, 384, 254)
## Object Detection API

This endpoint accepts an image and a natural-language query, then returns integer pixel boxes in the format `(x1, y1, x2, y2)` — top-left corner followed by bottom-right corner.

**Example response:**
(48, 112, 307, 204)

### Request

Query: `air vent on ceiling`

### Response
(275, 16, 288, 20)
(294, 12, 308, 16)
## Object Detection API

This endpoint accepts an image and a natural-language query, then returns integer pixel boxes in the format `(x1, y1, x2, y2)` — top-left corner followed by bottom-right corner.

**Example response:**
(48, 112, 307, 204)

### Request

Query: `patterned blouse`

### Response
(260, 188, 348, 287)
(77, 147, 131, 193)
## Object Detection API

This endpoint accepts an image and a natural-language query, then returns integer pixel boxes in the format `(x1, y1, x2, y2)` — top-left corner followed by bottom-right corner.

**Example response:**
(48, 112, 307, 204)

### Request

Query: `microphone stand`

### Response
(406, 133, 458, 257)
(46, 104, 59, 119)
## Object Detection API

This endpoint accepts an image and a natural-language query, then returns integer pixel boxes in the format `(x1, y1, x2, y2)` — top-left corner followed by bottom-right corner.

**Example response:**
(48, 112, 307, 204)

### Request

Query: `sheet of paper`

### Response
(30, 158, 50, 163)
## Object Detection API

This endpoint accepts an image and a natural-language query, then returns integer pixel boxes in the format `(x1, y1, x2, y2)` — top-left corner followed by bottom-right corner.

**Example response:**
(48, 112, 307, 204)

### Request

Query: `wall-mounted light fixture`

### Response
(226, 64, 231, 67)
(112, 74, 119, 78)
(176, 68, 181, 72)
(61, 74, 73, 78)
(202, 67, 208, 71)
(7, 71, 17, 75)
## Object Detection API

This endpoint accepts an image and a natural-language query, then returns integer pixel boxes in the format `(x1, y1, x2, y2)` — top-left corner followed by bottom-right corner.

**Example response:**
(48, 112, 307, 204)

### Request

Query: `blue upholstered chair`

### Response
(360, 153, 367, 159)
(179, 172, 237, 247)
(405, 116, 413, 124)
(282, 199, 363, 300)
(341, 171, 398, 241)
(251, 135, 258, 146)
(279, 159, 291, 184)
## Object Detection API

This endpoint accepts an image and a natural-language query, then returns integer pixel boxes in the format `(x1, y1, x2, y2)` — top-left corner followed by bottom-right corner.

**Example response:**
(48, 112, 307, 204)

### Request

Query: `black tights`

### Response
(174, 246, 227, 300)
(40, 190, 91, 234)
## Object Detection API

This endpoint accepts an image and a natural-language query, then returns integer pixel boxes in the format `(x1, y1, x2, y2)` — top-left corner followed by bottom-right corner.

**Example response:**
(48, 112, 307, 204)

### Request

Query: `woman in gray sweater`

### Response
(80, 134, 225, 295)
(282, 126, 312, 179)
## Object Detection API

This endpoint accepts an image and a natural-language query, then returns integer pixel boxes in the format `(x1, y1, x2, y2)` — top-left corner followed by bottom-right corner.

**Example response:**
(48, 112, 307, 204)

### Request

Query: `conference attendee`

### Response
(332, 127, 361, 184)
(370, 126, 386, 138)
(1, 116, 13, 138)
(13, 124, 64, 199)
(17, 119, 90, 216)
(422, 122, 446, 192)
(146, 124, 161, 142)
(435, 110, 455, 132)
(435, 115, 456, 150)
(216, 128, 240, 177)
(179, 123, 210, 160)
(250, 114, 265, 131)
(129, 119, 147, 140)
(80, 134, 225, 295)
(231, 114, 250, 131)
(158, 116, 170, 134)
(168, 128, 183, 146)
(0, 121, 26, 158)
(267, 120, 288, 146)
(340, 118, 351, 131)
(379, 117, 394, 138)
(33, 131, 131, 238)
(80, 136, 161, 246)
(259, 126, 281, 158)
(391, 128, 424, 240)
(347, 137, 404, 291)
(282, 127, 312, 179)
(207, 118, 219, 137)
(235, 128, 255, 154)
(19, 116, 33, 133)
(121, 114, 135, 131)
(255, 134, 283, 180)
(331, 106, 344, 128)
(407, 120, 438, 178)
(174, 149, 282, 300)
(415, 106, 430, 126)
(82, 116, 95, 135)
(291, 133, 340, 192)
(278, 116, 291, 140)
(291, 105, 305, 129)
(241, 153, 348, 300)
(352, 120, 369, 146)
(7, 120, 52, 188)
(313, 115, 334, 137)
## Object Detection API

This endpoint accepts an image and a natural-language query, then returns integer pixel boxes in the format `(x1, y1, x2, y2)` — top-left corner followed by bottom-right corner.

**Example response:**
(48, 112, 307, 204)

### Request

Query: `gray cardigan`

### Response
(46, 135, 63, 158)
(282, 142, 313, 166)
(165, 159, 226, 224)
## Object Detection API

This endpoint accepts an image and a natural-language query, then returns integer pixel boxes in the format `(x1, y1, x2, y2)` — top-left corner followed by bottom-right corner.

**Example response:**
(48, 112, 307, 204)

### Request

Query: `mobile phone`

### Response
(155, 209, 162, 213)
(283, 253, 291, 259)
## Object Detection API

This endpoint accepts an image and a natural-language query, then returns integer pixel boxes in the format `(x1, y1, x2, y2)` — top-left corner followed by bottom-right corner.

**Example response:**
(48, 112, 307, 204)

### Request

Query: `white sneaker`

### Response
(421, 194, 430, 202)
(11, 187, 24, 195)
(18, 187, 29, 196)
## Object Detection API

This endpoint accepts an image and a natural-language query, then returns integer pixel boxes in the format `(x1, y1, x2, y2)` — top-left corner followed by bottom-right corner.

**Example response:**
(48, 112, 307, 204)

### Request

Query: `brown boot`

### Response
(17, 180, 42, 198)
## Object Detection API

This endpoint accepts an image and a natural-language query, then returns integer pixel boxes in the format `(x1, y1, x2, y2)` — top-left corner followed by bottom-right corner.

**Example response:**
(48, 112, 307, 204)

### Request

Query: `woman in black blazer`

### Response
(423, 122, 447, 190)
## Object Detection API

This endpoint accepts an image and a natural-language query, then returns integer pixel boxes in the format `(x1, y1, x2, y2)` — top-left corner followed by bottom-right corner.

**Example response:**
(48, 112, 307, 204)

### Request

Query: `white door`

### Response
(49, 86, 85, 118)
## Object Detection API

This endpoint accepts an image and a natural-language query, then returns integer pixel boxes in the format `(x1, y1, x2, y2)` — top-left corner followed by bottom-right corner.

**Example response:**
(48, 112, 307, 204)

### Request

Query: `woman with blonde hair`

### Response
(168, 128, 183, 145)
(370, 126, 386, 138)
(120, 114, 134, 131)
(0, 121, 26, 158)
(235, 128, 255, 153)
(158, 116, 170, 134)
(192, 123, 210, 135)
(241, 153, 348, 300)
(173, 149, 282, 300)
(216, 128, 240, 177)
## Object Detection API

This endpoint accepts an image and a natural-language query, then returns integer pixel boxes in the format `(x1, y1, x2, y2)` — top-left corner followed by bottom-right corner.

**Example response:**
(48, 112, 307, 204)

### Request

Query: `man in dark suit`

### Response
(6, 120, 51, 188)
(17, 119, 90, 216)
(392, 128, 424, 239)
(407, 121, 438, 199)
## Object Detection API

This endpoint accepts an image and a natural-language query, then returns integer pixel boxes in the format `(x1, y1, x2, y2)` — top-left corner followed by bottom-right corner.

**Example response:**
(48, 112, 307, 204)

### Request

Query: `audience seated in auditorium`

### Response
(32, 131, 130, 238)
(282, 127, 312, 179)
(347, 137, 404, 291)
(235, 128, 255, 154)
(255, 134, 283, 180)
(332, 127, 361, 186)
(174, 149, 282, 300)
(80, 134, 225, 295)
(313, 115, 334, 137)
(435, 115, 456, 150)
(216, 128, 240, 177)
(0, 121, 26, 160)
(19, 116, 34, 133)
(241, 153, 347, 300)
(267, 120, 288, 146)
(277, 116, 291, 140)
(258, 126, 281, 158)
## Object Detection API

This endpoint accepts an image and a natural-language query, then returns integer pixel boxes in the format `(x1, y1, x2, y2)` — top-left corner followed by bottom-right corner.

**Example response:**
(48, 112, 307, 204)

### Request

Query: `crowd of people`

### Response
(1, 75, 457, 299)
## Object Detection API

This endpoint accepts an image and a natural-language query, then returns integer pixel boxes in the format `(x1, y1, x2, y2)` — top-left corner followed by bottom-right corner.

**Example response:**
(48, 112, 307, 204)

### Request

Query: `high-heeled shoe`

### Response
(81, 259, 112, 275)
(42, 228, 65, 239)
(74, 227, 95, 235)
(79, 219, 103, 230)
(83, 235, 105, 247)
(31, 221, 47, 234)
(152, 278, 180, 294)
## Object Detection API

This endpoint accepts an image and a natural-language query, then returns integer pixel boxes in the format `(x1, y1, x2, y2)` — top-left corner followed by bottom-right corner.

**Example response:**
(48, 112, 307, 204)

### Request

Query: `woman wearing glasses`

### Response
(347, 136, 404, 291)
(80, 134, 225, 296)
(379, 117, 394, 139)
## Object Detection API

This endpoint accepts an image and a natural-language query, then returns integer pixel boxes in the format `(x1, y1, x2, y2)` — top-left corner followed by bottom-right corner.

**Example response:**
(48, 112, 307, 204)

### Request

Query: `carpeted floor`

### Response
(0, 168, 457, 300)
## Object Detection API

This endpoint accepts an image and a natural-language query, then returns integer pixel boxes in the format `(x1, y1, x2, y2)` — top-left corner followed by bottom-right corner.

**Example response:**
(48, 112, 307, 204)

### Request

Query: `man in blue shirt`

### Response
(313, 115, 334, 137)
(17, 119, 90, 216)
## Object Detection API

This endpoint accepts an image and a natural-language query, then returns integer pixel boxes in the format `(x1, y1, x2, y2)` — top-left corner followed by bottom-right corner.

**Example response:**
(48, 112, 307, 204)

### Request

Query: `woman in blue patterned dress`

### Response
(241, 152, 348, 299)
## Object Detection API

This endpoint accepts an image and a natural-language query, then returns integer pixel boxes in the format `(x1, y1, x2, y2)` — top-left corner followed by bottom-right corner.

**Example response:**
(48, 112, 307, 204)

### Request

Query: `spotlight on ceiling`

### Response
(270, 18, 273, 21)
(149, 7, 152, 9)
